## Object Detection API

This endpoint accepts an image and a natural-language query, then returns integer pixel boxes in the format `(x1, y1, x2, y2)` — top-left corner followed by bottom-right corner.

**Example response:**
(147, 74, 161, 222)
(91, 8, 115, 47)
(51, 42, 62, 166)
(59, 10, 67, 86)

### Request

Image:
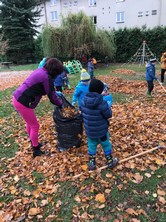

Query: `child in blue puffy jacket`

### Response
(72, 70, 90, 107)
(80, 79, 118, 171)
(145, 58, 158, 96)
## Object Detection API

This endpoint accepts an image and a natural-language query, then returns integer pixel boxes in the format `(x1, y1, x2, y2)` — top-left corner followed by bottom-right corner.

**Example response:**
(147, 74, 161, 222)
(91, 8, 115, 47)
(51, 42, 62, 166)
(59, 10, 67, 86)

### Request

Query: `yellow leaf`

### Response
(155, 159, 164, 165)
(81, 164, 88, 171)
(28, 208, 40, 216)
(14, 175, 19, 182)
(95, 193, 106, 203)
(9, 186, 17, 194)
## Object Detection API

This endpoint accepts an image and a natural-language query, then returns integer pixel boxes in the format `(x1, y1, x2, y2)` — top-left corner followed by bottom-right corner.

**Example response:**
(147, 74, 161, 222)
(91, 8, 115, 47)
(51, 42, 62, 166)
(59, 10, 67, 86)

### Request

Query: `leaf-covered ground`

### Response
(0, 70, 165, 222)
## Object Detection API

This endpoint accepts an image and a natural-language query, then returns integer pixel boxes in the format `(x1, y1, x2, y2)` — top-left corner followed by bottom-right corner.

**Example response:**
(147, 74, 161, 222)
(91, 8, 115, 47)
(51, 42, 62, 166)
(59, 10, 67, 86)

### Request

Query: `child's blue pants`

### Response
(87, 133, 112, 156)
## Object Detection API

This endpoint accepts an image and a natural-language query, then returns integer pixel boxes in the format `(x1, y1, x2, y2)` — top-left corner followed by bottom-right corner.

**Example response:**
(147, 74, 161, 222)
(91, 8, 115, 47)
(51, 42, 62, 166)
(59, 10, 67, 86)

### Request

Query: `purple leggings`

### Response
(13, 97, 39, 147)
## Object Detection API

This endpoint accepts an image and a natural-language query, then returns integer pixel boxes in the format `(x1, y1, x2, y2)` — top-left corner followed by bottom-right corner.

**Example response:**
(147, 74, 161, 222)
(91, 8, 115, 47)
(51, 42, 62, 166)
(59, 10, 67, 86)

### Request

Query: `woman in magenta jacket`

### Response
(13, 58, 64, 157)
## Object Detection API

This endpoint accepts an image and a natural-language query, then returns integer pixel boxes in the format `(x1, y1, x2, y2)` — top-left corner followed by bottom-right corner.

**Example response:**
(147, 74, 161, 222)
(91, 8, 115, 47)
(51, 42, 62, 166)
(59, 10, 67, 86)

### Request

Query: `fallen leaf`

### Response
(95, 193, 106, 203)
(157, 189, 165, 196)
(132, 173, 143, 184)
(81, 165, 88, 171)
(28, 208, 40, 216)
(158, 196, 166, 204)
(126, 208, 138, 215)
(74, 195, 81, 203)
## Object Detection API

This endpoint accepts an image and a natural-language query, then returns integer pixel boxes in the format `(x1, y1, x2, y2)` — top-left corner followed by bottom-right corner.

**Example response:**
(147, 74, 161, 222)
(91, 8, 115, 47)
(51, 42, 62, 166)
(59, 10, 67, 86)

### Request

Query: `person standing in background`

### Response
(72, 70, 90, 108)
(160, 52, 166, 84)
(145, 57, 158, 96)
(87, 58, 94, 79)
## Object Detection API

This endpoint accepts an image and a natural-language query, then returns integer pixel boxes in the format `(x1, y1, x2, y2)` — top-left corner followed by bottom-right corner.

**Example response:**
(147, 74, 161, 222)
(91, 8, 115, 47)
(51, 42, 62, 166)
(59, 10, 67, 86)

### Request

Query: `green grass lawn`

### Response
(0, 63, 165, 221)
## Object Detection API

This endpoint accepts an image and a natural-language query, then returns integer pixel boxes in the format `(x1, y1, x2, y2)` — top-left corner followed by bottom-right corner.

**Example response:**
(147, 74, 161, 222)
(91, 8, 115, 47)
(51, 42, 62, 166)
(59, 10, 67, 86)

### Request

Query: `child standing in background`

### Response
(54, 66, 71, 92)
(87, 59, 94, 79)
(92, 57, 97, 69)
(72, 70, 90, 107)
(146, 58, 158, 96)
(80, 78, 118, 171)
(102, 83, 113, 108)
(63, 67, 71, 90)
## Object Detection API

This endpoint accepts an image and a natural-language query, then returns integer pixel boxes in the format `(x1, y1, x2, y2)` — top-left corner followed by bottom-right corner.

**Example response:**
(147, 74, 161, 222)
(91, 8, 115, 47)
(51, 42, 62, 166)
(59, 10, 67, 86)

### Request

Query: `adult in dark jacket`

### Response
(145, 58, 158, 96)
(13, 58, 64, 157)
(80, 78, 118, 170)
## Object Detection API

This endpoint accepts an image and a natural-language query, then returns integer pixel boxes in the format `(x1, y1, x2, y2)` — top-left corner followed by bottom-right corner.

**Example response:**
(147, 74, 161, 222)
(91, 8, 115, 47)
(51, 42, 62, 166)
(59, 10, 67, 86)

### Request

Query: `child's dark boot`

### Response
(105, 154, 118, 169)
(88, 155, 96, 171)
(32, 144, 45, 158)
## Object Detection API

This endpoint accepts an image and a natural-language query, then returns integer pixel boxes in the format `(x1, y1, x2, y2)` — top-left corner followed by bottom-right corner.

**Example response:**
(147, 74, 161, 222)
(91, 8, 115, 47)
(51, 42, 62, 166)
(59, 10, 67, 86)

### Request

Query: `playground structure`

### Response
(123, 41, 160, 66)
(64, 60, 83, 75)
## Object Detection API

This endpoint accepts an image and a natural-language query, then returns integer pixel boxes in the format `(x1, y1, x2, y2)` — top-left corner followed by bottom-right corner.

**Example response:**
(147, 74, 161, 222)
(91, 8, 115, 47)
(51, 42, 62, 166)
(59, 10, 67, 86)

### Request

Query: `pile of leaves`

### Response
(112, 69, 136, 75)
(0, 71, 165, 221)
(0, 71, 30, 90)
(98, 75, 164, 97)
(61, 106, 80, 118)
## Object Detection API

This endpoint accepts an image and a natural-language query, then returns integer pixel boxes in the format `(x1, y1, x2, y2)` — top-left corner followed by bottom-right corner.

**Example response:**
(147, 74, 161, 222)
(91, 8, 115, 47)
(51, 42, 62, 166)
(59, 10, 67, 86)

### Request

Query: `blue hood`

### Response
(83, 92, 103, 108)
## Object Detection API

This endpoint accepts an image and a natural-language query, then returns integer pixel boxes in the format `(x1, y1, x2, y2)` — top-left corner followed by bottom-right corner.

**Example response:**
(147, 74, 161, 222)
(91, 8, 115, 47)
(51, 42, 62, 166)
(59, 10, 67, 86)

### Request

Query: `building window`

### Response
(116, 0, 125, 2)
(116, 12, 125, 23)
(69, 1, 72, 7)
(64, 2, 68, 7)
(152, 10, 157, 15)
(73, 1, 78, 6)
(138, 12, 143, 17)
(89, 0, 97, 7)
(51, 11, 58, 21)
(50, 0, 57, 6)
(145, 11, 149, 16)
(91, 16, 97, 25)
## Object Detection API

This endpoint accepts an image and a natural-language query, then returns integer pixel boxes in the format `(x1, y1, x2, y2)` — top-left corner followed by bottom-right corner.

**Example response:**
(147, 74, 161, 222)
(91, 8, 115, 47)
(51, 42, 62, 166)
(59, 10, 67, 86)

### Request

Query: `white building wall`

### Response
(37, 0, 166, 33)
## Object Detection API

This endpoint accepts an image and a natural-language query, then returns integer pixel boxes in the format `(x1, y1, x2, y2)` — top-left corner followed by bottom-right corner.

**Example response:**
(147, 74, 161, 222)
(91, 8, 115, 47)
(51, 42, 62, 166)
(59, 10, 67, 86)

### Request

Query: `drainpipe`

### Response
(43, 1, 48, 25)
(158, 0, 162, 26)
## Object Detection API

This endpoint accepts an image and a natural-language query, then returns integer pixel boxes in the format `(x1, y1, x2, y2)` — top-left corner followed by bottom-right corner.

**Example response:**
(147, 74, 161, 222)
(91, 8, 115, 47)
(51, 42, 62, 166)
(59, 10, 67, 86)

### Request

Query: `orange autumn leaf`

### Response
(95, 193, 106, 203)
(81, 164, 88, 171)
(132, 173, 143, 184)
(28, 207, 41, 216)
(158, 196, 166, 204)
(157, 189, 165, 196)
(155, 158, 164, 165)
(125, 208, 138, 215)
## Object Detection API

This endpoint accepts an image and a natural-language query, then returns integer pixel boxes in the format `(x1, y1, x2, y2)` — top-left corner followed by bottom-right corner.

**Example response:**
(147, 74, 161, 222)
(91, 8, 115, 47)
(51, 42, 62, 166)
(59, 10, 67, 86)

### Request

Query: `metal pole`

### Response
(142, 41, 146, 65)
